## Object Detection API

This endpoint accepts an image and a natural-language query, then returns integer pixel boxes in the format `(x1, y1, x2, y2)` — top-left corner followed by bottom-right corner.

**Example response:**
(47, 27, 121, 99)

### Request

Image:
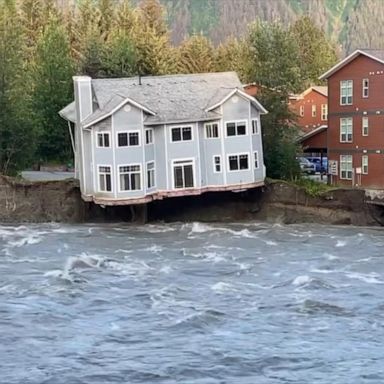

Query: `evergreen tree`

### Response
(178, 34, 214, 73)
(32, 19, 74, 162)
(0, 0, 37, 174)
(290, 16, 338, 87)
(97, 0, 115, 40)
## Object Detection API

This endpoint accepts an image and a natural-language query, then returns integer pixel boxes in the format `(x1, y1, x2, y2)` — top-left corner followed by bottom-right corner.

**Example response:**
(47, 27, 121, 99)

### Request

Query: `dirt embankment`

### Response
(0, 176, 383, 226)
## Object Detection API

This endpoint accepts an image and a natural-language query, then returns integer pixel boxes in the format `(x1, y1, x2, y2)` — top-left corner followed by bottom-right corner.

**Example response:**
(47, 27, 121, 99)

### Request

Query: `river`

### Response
(1, 222, 383, 383)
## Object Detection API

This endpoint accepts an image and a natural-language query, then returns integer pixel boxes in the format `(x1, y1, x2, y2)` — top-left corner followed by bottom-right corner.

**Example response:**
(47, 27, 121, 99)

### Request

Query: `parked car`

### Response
(297, 157, 316, 175)
(306, 157, 328, 174)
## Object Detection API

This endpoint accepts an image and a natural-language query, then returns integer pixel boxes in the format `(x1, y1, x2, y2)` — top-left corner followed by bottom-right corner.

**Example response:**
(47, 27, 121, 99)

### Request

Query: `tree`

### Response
(290, 16, 338, 87)
(0, 0, 37, 175)
(32, 19, 74, 162)
(178, 34, 214, 73)
(215, 37, 250, 81)
(247, 20, 303, 94)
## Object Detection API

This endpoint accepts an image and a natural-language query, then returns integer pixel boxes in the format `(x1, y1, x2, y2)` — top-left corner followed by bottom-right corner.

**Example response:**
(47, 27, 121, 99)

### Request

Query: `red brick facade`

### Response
(289, 87, 328, 133)
(322, 52, 384, 189)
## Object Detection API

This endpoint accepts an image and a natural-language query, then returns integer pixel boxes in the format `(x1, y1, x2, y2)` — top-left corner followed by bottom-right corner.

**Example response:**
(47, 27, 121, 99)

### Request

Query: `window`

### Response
(254, 151, 259, 169)
(226, 121, 247, 136)
(321, 104, 328, 121)
(340, 117, 353, 142)
(340, 155, 353, 180)
(340, 80, 353, 105)
(171, 126, 192, 142)
(362, 155, 368, 174)
(299, 105, 304, 117)
(228, 154, 249, 171)
(147, 162, 155, 188)
(145, 129, 153, 145)
(205, 123, 219, 138)
(312, 105, 316, 117)
(362, 78, 369, 98)
(97, 133, 110, 147)
(98, 166, 112, 192)
(213, 156, 221, 173)
(173, 160, 194, 188)
(251, 119, 259, 134)
(362, 117, 369, 136)
(119, 165, 141, 191)
(118, 132, 140, 147)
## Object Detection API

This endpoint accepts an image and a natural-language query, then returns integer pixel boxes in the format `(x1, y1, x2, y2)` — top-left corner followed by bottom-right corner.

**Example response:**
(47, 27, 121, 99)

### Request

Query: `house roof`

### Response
(60, 72, 267, 127)
(59, 101, 76, 123)
(319, 49, 384, 80)
(290, 86, 328, 100)
(297, 125, 327, 143)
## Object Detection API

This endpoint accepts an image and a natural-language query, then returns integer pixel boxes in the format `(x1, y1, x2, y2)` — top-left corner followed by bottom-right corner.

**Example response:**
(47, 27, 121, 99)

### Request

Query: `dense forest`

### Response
(162, 0, 384, 54)
(0, 0, 337, 180)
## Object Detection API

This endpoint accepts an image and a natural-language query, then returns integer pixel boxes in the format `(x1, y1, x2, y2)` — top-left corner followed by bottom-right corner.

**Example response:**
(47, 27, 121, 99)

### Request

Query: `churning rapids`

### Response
(1, 222, 384, 383)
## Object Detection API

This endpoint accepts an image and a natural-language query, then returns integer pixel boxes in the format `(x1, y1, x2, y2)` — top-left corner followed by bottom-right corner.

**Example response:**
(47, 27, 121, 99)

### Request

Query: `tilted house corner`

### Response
(59, 72, 267, 206)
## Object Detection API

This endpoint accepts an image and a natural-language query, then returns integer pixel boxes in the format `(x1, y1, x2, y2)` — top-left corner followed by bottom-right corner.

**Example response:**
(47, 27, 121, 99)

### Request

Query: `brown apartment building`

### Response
(320, 49, 384, 188)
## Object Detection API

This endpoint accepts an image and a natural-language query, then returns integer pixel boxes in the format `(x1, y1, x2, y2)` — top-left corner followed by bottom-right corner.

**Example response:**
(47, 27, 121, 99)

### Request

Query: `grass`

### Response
(290, 177, 335, 197)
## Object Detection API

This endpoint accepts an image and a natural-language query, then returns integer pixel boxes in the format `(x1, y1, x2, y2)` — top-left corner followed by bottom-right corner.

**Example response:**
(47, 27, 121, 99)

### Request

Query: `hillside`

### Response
(161, 0, 384, 53)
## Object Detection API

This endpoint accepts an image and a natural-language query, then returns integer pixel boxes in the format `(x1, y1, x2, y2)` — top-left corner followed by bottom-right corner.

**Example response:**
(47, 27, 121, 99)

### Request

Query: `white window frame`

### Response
(145, 128, 154, 145)
(299, 105, 304, 117)
(312, 104, 316, 117)
(213, 155, 222, 173)
(362, 78, 369, 98)
(340, 80, 353, 105)
(172, 158, 195, 189)
(97, 165, 113, 192)
(362, 117, 369, 136)
(227, 153, 250, 172)
(340, 117, 353, 143)
(225, 120, 248, 137)
(340, 155, 353, 180)
(118, 164, 142, 192)
(146, 161, 155, 189)
(254, 151, 259, 169)
(321, 104, 327, 121)
(251, 119, 259, 135)
(204, 122, 219, 139)
(170, 125, 193, 143)
(96, 132, 111, 148)
(117, 130, 141, 147)
(362, 155, 368, 174)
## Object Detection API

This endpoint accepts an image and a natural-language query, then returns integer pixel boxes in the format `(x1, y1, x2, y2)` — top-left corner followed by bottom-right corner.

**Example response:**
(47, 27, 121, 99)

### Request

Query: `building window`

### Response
(118, 132, 140, 147)
(98, 166, 112, 192)
(321, 104, 328, 121)
(340, 117, 353, 142)
(312, 105, 316, 117)
(213, 155, 221, 173)
(119, 165, 141, 191)
(362, 155, 368, 174)
(171, 127, 192, 142)
(205, 122, 219, 138)
(251, 119, 259, 134)
(145, 129, 153, 145)
(299, 105, 304, 117)
(226, 121, 247, 136)
(254, 151, 259, 169)
(340, 80, 353, 105)
(228, 154, 249, 171)
(147, 162, 155, 188)
(362, 78, 369, 98)
(340, 155, 353, 180)
(173, 160, 194, 189)
(362, 117, 369, 136)
(97, 133, 110, 147)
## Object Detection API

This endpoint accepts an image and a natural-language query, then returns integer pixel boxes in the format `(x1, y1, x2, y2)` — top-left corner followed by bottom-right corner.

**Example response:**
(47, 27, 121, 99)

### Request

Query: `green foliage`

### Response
(32, 20, 74, 162)
(290, 16, 338, 87)
(188, 0, 218, 36)
(292, 178, 334, 197)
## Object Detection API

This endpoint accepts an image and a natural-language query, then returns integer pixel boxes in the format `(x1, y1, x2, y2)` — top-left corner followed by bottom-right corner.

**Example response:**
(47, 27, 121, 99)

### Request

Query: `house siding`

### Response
(327, 54, 384, 188)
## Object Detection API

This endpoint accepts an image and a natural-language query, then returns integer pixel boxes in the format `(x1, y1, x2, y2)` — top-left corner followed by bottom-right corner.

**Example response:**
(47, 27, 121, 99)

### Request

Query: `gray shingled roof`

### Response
(59, 101, 76, 123)
(62, 72, 252, 127)
(360, 49, 384, 61)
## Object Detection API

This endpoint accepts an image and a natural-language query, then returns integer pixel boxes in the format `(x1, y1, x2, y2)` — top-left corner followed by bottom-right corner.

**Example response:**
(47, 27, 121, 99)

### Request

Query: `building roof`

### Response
(60, 72, 267, 127)
(290, 86, 328, 100)
(297, 125, 327, 143)
(319, 49, 384, 80)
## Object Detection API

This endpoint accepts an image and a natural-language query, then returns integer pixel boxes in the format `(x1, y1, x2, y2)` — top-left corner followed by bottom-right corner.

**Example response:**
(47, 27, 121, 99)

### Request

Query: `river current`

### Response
(1, 222, 384, 383)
